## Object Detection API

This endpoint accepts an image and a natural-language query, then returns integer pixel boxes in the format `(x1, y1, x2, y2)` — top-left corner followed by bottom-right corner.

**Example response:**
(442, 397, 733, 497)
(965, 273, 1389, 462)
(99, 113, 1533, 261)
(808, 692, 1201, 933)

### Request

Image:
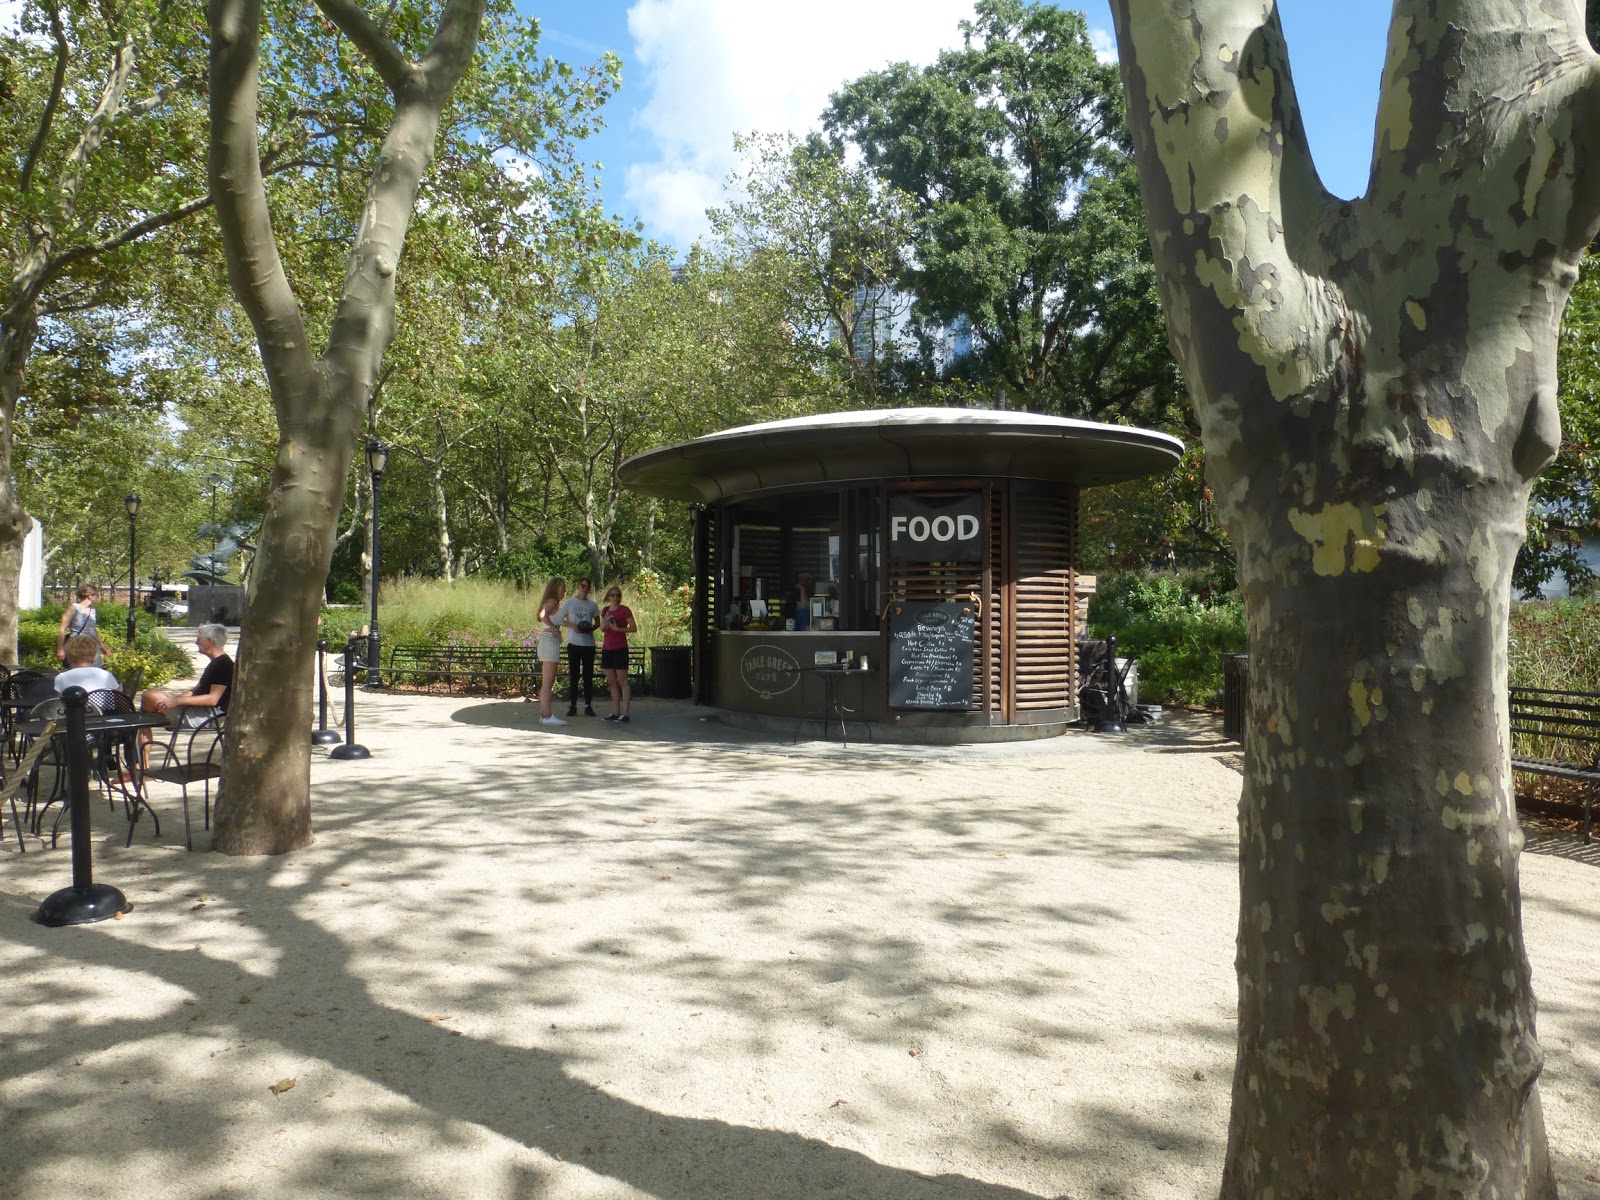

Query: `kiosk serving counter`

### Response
(619, 408, 1182, 743)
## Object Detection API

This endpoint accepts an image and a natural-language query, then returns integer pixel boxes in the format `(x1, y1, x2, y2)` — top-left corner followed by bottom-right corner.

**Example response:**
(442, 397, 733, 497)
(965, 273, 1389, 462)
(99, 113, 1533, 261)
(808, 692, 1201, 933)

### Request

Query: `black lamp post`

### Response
(124, 493, 140, 644)
(365, 439, 387, 687)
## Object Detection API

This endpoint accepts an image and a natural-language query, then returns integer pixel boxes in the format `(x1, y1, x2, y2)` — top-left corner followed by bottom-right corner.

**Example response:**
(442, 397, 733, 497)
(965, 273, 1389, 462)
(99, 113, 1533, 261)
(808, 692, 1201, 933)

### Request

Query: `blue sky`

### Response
(522, 1, 1394, 248)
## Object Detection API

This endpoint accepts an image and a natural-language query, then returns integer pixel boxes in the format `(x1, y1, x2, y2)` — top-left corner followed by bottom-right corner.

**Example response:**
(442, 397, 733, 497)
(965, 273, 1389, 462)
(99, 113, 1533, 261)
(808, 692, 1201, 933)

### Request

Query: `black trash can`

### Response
(650, 645, 693, 700)
(1221, 653, 1249, 742)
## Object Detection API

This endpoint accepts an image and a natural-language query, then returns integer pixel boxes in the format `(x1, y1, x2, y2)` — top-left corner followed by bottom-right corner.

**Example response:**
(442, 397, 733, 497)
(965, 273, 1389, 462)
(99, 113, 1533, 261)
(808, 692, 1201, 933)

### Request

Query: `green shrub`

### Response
(17, 603, 189, 679)
(104, 645, 182, 690)
(616, 569, 692, 647)
(1088, 571, 1246, 706)
(17, 619, 58, 668)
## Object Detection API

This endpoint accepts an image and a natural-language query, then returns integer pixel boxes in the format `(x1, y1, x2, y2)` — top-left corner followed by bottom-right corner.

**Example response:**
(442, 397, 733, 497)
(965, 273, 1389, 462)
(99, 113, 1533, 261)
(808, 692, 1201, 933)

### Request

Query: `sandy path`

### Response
(1, 695, 1595, 1200)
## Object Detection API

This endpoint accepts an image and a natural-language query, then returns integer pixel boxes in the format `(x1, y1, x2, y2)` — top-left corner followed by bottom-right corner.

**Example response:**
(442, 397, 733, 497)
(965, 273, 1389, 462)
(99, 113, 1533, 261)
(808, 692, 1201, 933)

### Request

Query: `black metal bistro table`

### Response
(15, 711, 171, 846)
(789, 663, 876, 747)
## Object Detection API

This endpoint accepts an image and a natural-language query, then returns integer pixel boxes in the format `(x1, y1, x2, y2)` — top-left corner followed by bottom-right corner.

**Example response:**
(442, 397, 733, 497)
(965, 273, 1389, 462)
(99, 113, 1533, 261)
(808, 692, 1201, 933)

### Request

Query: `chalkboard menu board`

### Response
(887, 601, 976, 710)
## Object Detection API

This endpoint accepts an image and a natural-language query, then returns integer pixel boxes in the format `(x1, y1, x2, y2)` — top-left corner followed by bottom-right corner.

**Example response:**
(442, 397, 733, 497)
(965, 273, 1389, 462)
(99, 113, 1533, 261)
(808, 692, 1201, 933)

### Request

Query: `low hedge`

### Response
(1089, 583, 1600, 709)
(17, 603, 191, 688)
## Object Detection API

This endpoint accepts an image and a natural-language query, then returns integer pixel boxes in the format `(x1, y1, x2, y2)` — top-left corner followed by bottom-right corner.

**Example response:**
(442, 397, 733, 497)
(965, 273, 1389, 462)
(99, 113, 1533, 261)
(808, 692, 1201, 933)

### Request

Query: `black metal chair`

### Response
(3, 670, 58, 762)
(142, 711, 226, 850)
(31, 691, 152, 846)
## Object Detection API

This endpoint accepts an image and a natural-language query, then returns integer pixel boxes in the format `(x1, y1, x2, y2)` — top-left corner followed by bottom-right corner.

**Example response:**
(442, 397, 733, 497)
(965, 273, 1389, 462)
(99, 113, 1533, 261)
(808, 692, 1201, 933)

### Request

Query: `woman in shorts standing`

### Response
(536, 577, 566, 726)
(57, 584, 111, 665)
(599, 584, 637, 723)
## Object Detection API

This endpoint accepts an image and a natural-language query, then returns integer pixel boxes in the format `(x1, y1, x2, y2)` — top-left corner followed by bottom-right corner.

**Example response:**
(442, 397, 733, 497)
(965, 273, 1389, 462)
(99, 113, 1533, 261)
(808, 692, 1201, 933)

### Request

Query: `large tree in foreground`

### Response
(208, 0, 616, 854)
(1109, 1, 1600, 1195)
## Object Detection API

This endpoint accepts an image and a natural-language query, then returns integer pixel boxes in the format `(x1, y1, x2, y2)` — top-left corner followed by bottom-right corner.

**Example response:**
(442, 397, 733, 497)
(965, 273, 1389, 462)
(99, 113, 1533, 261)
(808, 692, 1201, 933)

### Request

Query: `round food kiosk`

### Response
(619, 408, 1182, 742)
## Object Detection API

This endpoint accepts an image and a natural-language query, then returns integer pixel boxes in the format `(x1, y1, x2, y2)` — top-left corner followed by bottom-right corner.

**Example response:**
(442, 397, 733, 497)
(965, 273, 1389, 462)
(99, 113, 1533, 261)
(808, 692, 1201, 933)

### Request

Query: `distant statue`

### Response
(183, 521, 255, 585)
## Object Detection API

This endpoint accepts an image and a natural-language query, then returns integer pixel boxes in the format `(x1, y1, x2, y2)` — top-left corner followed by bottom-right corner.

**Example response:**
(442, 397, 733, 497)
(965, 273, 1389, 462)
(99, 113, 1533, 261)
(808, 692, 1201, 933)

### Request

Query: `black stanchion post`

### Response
(330, 636, 370, 760)
(311, 638, 340, 746)
(36, 686, 131, 927)
(1093, 635, 1128, 734)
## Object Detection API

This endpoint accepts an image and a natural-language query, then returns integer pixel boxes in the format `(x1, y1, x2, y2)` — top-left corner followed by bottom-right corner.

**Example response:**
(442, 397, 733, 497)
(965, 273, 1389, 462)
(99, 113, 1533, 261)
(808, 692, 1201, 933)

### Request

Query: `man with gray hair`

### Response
(141, 623, 234, 720)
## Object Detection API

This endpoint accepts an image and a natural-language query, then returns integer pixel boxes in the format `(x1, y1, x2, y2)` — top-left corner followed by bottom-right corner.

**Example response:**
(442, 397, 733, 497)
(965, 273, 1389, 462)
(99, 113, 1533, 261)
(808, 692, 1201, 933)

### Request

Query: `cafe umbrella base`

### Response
(37, 883, 131, 928)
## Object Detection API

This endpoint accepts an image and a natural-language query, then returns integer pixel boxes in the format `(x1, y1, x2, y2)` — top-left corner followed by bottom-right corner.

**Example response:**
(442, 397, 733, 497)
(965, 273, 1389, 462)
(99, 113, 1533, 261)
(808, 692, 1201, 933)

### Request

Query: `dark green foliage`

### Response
(1088, 572, 1245, 706)
(1516, 247, 1600, 596)
(15, 618, 57, 667)
(482, 545, 595, 590)
(824, 0, 1182, 424)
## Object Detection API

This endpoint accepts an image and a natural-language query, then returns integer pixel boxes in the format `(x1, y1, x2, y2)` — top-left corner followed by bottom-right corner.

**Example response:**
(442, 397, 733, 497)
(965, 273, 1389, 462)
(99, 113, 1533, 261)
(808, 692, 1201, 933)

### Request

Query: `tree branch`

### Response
(318, 0, 486, 420)
(50, 193, 214, 275)
(19, 1, 71, 198)
(56, 32, 139, 220)
(311, 0, 413, 95)
(208, 0, 317, 420)
(1109, 0, 1328, 248)
(417, 0, 487, 93)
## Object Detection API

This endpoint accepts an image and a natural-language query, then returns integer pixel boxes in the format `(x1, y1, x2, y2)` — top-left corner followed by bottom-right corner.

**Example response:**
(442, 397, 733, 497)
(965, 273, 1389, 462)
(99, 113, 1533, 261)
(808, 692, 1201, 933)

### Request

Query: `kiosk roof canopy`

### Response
(619, 407, 1184, 502)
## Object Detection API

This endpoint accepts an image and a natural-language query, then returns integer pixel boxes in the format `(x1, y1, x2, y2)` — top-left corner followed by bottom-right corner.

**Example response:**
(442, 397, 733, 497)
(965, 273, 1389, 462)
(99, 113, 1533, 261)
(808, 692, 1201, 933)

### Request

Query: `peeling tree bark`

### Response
(1108, 2, 1600, 1195)
(208, 0, 484, 854)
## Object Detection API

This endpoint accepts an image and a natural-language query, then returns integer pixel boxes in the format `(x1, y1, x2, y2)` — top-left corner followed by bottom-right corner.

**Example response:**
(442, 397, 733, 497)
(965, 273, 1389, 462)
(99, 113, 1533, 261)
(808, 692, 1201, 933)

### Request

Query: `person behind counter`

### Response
(784, 572, 815, 631)
(536, 577, 567, 726)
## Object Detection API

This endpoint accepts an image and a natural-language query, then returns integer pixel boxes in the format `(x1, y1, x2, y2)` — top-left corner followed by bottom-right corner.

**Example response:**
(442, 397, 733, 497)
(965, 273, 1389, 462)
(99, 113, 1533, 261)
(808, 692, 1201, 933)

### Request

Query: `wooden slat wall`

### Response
(696, 507, 719, 706)
(1012, 490, 1076, 711)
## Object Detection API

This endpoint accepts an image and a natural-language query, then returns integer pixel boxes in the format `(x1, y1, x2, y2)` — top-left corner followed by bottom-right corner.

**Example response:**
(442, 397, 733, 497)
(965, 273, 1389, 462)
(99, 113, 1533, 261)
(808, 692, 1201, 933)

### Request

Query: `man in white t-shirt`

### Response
(55, 634, 120, 694)
(555, 578, 601, 717)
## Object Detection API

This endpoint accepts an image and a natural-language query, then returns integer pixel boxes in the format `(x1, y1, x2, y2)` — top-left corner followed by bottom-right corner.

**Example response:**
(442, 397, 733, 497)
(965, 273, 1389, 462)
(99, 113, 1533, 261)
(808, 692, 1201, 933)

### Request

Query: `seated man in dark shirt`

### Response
(141, 622, 234, 721)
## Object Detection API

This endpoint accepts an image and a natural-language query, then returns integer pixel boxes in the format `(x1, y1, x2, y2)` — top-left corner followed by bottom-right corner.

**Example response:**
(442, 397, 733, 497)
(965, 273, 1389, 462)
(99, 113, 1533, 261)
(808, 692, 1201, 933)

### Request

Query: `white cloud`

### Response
(624, 0, 978, 246)
(1089, 28, 1117, 64)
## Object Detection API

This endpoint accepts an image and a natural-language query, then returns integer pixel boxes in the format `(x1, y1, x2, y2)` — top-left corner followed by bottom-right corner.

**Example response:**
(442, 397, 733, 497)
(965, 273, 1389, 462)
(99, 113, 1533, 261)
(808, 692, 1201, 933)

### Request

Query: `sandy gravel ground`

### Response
(1, 691, 1596, 1200)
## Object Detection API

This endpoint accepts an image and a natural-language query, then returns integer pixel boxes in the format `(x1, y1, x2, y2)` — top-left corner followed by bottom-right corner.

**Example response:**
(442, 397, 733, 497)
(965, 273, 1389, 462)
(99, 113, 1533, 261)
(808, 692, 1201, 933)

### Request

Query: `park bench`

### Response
(1508, 686, 1598, 843)
(385, 645, 541, 695)
(381, 644, 652, 698)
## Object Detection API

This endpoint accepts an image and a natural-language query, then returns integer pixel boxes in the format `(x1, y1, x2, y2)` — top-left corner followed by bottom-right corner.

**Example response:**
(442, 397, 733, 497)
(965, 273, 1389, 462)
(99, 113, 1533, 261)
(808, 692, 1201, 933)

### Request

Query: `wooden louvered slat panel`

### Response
(1011, 490, 1075, 713)
(696, 507, 719, 707)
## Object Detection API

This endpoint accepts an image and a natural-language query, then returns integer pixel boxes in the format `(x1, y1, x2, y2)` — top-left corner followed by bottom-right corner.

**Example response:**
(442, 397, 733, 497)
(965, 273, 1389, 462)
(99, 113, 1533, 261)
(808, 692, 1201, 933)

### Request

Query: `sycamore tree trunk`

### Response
(1110, 2, 1600, 1195)
(432, 454, 454, 582)
(208, 0, 483, 854)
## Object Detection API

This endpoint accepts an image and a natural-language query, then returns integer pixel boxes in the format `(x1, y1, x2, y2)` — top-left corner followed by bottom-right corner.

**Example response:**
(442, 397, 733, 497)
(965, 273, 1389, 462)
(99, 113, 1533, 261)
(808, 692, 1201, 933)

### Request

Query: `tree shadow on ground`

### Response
(0, 701, 1247, 1199)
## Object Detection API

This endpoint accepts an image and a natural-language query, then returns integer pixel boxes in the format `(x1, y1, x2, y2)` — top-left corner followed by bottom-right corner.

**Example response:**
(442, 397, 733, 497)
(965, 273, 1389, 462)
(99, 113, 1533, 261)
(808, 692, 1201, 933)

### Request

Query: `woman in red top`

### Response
(598, 585, 637, 723)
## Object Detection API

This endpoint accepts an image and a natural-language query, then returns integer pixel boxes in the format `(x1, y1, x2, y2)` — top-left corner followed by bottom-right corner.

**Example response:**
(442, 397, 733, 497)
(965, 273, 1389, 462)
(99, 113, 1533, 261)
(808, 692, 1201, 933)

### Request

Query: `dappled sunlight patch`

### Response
(1, 688, 1593, 1198)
